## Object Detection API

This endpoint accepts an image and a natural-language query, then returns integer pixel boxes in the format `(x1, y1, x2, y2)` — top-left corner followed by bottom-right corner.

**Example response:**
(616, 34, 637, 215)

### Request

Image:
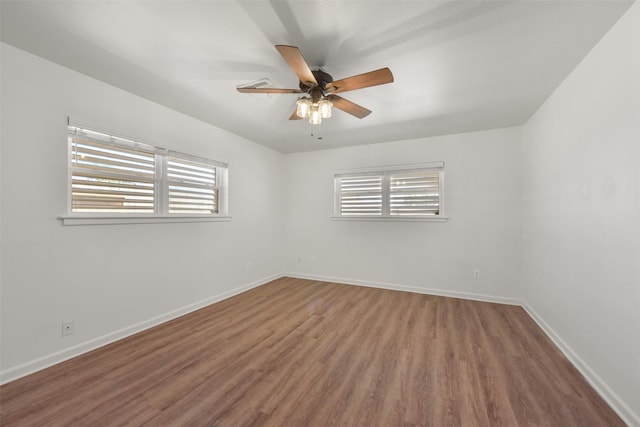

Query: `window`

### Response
(166, 153, 219, 215)
(65, 125, 228, 224)
(334, 162, 445, 220)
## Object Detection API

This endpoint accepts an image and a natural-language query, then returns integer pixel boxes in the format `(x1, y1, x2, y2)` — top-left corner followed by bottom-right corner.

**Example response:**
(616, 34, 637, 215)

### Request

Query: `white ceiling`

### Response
(0, 1, 633, 153)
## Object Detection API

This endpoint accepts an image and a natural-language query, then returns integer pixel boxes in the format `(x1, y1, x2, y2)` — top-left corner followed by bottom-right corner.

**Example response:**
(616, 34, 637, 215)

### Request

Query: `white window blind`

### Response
(336, 174, 383, 216)
(167, 153, 218, 215)
(70, 133, 157, 213)
(67, 125, 227, 218)
(335, 163, 444, 219)
(389, 170, 440, 216)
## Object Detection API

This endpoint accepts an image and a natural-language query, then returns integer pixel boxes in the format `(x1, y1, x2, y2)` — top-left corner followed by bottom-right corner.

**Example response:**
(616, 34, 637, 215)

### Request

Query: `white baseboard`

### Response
(0, 273, 281, 385)
(283, 272, 522, 306)
(522, 303, 640, 427)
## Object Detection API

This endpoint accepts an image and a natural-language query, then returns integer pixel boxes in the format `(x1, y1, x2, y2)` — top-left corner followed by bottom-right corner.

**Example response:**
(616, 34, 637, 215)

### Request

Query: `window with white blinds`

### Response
(166, 153, 218, 215)
(70, 135, 157, 213)
(68, 125, 227, 217)
(336, 174, 383, 216)
(389, 170, 440, 216)
(335, 163, 444, 219)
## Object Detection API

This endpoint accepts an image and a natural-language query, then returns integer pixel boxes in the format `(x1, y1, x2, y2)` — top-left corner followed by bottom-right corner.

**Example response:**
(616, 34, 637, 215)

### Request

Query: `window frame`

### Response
(60, 124, 230, 226)
(333, 162, 447, 222)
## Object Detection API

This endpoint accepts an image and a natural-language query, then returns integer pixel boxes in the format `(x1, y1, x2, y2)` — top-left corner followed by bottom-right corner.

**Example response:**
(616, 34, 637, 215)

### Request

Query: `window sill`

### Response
(58, 215, 232, 226)
(331, 216, 448, 222)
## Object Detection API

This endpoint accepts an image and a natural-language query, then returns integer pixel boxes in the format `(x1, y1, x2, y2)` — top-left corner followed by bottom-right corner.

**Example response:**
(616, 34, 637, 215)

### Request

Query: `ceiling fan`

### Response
(236, 45, 394, 124)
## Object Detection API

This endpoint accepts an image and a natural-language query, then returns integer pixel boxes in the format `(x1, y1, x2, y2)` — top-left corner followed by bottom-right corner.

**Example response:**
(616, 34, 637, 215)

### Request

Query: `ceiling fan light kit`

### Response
(296, 97, 332, 124)
(237, 45, 393, 126)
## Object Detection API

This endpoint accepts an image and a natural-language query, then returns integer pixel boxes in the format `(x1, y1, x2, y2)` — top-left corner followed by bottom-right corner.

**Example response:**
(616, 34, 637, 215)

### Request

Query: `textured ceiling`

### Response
(0, 1, 633, 153)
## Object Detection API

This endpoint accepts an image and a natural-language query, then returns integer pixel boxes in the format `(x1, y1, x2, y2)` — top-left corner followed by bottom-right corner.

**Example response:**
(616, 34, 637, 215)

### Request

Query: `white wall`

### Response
(283, 127, 522, 303)
(521, 2, 640, 424)
(0, 44, 285, 382)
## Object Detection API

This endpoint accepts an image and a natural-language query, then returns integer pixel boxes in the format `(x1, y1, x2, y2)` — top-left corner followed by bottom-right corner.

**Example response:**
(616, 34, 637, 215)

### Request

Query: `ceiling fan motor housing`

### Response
(299, 69, 334, 92)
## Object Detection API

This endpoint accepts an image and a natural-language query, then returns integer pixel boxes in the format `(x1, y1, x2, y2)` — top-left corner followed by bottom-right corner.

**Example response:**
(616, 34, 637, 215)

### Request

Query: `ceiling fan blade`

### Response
(289, 109, 303, 120)
(236, 87, 303, 94)
(327, 95, 372, 119)
(275, 45, 318, 87)
(325, 67, 394, 93)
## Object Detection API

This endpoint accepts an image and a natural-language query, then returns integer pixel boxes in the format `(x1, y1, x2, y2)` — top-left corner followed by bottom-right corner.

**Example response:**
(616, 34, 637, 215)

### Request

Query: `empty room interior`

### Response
(1, 1, 639, 426)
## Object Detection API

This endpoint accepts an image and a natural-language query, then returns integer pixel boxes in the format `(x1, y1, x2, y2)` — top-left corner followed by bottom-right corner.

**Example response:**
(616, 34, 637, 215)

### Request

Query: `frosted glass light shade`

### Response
(296, 98, 312, 118)
(309, 105, 322, 125)
(318, 99, 332, 118)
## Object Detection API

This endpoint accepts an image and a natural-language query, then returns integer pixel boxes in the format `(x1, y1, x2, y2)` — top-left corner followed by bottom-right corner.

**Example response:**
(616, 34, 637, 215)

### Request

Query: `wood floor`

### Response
(0, 277, 624, 426)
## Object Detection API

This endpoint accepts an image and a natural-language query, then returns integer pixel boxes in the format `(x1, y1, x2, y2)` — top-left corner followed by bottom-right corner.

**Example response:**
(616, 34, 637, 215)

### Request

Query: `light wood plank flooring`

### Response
(0, 277, 624, 426)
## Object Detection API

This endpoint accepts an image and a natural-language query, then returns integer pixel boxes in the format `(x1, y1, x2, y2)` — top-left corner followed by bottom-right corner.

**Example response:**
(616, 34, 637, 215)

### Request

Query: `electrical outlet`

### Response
(61, 320, 74, 336)
(245, 261, 252, 271)
(473, 269, 481, 279)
